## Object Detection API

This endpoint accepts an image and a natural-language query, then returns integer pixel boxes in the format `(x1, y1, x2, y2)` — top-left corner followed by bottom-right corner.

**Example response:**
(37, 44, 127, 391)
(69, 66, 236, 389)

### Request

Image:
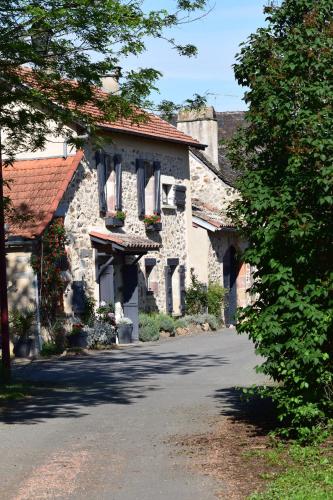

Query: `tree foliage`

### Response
(0, 0, 208, 159)
(229, 0, 333, 440)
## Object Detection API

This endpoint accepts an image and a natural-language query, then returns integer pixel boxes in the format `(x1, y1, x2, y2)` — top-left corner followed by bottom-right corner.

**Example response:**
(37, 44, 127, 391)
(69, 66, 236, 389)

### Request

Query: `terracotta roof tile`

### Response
(4, 151, 83, 239)
(89, 231, 160, 251)
(19, 67, 204, 149)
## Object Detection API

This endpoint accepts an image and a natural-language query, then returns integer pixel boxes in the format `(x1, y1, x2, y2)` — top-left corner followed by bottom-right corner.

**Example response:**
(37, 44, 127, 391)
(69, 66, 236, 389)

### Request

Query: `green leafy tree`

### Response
(229, 0, 333, 440)
(0, 0, 208, 161)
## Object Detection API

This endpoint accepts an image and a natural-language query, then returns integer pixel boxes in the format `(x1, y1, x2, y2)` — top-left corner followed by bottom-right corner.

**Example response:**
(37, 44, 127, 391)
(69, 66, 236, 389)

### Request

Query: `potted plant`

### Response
(67, 322, 88, 348)
(143, 214, 162, 232)
(105, 210, 126, 228)
(11, 308, 35, 358)
(117, 317, 133, 344)
(95, 301, 116, 325)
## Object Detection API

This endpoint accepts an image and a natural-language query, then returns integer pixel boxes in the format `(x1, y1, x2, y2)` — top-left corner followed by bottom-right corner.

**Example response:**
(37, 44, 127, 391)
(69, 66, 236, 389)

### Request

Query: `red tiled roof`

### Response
(4, 151, 83, 239)
(18, 66, 205, 149)
(89, 231, 160, 251)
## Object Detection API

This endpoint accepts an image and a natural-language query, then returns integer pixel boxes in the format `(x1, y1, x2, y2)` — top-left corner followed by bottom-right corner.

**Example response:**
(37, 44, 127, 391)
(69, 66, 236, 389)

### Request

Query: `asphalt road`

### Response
(0, 329, 264, 500)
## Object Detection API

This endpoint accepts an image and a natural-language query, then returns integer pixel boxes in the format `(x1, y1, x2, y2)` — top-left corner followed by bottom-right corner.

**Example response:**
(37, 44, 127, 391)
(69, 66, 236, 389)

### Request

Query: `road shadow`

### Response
(211, 387, 278, 436)
(1, 347, 228, 425)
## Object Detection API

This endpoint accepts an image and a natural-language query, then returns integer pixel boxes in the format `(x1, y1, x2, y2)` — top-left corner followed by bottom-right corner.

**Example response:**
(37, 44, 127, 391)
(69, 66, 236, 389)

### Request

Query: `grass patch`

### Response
(249, 441, 333, 499)
(0, 383, 34, 401)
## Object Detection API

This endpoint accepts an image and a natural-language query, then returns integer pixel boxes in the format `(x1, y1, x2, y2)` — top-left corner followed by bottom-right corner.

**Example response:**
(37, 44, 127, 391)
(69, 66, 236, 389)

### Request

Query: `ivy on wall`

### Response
(31, 218, 69, 325)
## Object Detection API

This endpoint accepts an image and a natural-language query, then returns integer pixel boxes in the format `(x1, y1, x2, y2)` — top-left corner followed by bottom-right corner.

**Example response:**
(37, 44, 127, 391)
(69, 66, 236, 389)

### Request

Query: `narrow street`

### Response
(0, 330, 264, 500)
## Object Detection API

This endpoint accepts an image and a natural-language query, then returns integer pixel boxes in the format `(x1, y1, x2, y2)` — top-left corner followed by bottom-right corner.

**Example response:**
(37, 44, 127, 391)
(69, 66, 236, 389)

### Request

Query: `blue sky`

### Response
(123, 1, 267, 111)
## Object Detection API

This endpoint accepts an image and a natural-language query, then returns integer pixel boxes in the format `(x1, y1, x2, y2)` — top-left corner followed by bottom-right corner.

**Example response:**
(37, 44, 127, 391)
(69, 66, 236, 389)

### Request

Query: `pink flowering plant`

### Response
(95, 301, 116, 325)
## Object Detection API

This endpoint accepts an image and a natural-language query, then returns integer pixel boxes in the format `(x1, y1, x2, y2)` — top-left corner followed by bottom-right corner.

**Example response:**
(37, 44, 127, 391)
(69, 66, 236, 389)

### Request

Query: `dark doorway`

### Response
(98, 256, 115, 305)
(223, 246, 238, 326)
(123, 264, 139, 341)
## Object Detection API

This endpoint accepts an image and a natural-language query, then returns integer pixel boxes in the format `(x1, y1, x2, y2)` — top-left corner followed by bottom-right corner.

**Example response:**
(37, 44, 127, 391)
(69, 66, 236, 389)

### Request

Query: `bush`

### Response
(85, 321, 116, 349)
(40, 341, 63, 357)
(48, 320, 67, 352)
(139, 313, 159, 342)
(184, 313, 220, 331)
(185, 269, 208, 314)
(155, 313, 175, 333)
(81, 295, 96, 326)
(207, 282, 226, 319)
(9, 308, 35, 340)
(174, 318, 189, 329)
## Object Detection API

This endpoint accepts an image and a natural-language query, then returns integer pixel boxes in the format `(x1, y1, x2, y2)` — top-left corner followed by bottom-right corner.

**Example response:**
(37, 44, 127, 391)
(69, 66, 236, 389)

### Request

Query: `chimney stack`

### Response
(101, 67, 122, 95)
(177, 106, 218, 167)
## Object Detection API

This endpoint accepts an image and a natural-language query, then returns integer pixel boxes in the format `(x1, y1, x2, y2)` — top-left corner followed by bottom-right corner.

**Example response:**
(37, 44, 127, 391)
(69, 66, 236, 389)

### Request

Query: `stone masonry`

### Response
(58, 132, 192, 315)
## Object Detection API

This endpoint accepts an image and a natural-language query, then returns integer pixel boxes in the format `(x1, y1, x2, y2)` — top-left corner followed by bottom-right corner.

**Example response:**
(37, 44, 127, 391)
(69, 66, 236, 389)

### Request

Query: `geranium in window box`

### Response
(144, 214, 162, 232)
(105, 210, 126, 228)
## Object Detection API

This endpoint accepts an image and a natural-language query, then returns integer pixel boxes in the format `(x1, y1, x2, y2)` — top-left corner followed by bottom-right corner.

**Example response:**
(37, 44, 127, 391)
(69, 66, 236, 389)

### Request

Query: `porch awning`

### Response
(89, 231, 160, 253)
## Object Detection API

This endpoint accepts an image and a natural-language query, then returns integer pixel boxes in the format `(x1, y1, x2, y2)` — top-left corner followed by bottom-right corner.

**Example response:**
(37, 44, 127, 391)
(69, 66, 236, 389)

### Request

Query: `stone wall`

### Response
(189, 151, 238, 212)
(188, 146, 251, 310)
(6, 248, 37, 311)
(59, 132, 192, 315)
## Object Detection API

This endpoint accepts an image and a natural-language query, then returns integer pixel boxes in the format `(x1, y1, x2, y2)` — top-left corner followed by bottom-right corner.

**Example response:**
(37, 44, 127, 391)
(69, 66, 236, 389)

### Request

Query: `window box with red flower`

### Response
(143, 214, 162, 232)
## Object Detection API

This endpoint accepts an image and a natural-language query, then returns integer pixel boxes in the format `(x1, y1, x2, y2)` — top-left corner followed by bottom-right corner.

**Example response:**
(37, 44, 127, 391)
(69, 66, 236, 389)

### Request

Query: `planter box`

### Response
(14, 338, 33, 358)
(117, 324, 133, 344)
(105, 216, 125, 228)
(145, 223, 162, 232)
(67, 332, 88, 349)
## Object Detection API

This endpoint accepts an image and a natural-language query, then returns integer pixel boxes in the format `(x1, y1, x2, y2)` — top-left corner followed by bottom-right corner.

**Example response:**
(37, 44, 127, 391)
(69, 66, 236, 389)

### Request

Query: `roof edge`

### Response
(99, 125, 206, 149)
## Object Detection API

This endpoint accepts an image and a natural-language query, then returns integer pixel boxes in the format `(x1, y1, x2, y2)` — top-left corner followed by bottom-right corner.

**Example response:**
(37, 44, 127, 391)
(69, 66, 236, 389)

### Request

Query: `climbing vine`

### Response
(31, 218, 69, 325)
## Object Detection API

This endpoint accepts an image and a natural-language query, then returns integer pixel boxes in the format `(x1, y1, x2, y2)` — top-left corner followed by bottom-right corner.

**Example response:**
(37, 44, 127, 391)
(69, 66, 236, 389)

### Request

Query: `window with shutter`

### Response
(145, 258, 158, 294)
(174, 185, 186, 208)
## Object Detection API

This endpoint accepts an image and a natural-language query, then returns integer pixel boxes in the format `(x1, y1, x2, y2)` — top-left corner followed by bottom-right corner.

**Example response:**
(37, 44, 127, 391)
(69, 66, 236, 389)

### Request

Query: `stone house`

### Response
(177, 108, 252, 326)
(4, 75, 205, 342)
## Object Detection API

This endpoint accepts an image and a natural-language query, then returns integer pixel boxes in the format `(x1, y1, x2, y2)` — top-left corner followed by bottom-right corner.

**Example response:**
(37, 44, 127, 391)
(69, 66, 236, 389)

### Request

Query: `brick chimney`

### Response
(177, 106, 218, 167)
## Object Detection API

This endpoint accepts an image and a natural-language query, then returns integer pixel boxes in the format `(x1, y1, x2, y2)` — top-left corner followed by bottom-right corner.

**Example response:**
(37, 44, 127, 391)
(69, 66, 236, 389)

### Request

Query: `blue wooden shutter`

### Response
(179, 265, 186, 315)
(153, 161, 161, 215)
(165, 266, 173, 314)
(114, 154, 122, 210)
(72, 281, 85, 313)
(99, 260, 115, 306)
(174, 185, 186, 208)
(136, 159, 145, 216)
(96, 150, 107, 213)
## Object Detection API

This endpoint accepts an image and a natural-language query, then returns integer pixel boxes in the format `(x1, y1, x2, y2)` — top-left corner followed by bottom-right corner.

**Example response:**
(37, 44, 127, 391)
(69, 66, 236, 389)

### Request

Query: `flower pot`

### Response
(145, 223, 162, 232)
(105, 216, 124, 228)
(117, 324, 133, 344)
(67, 332, 88, 348)
(14, 338, 33, 358)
